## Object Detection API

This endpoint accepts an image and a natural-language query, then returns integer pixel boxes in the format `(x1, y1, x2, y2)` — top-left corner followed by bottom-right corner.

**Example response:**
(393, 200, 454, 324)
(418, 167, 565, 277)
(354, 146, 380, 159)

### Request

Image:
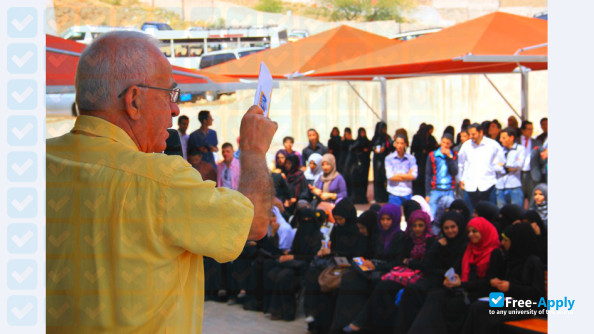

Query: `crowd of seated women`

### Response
(204, 188, 547, 334)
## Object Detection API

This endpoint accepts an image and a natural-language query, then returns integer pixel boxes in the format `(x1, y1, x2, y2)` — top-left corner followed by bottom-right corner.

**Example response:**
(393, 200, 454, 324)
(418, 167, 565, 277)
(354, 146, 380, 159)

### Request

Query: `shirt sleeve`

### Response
(457, 144, 467, 182)
(511, 146, 526, 169)
(409, 155, 418, 179)
(385, 155, 395, 179)
(334, 174, 348, 202)
(161, 165, 254, 263)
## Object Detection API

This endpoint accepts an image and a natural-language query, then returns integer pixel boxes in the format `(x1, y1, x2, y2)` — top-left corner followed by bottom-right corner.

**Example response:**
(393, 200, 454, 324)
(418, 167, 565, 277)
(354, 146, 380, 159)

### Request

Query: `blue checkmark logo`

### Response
(8, 44, 37, 74)
(7, 79, 37, 110)
(489, 292, 505, 307)
(7, 116, 38, 146)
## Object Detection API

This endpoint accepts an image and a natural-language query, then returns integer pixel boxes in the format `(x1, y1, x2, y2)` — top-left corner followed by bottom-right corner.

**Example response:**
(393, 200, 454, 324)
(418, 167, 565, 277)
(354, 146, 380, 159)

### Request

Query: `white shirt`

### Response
(177, 130, 189, 160)
(458, 136, 505, 192)
(221, 164, 233, 189)
(495, 143, 525, 189)
(520, 136, 533, 171)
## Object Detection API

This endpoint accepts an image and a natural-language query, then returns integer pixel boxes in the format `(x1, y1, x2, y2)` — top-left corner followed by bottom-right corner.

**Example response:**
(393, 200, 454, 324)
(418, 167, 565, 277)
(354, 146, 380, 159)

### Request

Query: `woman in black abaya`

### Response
(371, 122, 393, 203)
(350, 127, 372, 204)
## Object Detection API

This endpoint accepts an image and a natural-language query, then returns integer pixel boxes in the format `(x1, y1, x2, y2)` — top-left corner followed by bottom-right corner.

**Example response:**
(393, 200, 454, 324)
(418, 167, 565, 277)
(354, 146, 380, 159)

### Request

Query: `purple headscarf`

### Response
(406, 210, 433, 260)
(378, 203, 402, 251)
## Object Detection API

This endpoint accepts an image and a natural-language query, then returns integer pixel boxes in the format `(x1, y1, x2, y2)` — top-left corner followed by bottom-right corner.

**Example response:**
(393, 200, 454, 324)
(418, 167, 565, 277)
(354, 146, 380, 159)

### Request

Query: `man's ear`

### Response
(123, 86, 142, 121)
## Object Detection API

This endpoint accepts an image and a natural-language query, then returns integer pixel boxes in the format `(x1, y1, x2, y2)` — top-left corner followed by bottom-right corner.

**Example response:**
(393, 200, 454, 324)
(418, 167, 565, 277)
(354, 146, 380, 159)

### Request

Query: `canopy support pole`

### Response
(520, 67, 529, 121)
(346, 81, 382, 121)
(483, 74, 521, 119)
(380, 77, 387, 122)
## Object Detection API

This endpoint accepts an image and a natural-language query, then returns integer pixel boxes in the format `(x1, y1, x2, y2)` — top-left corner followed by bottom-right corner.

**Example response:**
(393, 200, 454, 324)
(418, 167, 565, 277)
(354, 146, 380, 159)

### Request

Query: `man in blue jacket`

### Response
(425, 133, 458, 216)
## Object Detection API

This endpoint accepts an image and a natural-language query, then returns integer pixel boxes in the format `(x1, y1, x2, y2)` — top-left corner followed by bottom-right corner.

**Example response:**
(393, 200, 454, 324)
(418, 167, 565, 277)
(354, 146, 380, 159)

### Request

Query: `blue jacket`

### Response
(425, 149, 458, 194)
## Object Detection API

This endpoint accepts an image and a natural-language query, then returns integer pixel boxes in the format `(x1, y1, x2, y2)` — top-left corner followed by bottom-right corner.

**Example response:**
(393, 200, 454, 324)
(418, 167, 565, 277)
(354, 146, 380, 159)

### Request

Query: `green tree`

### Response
(254, 0, 283, 13)
(322, 0, 412, 22)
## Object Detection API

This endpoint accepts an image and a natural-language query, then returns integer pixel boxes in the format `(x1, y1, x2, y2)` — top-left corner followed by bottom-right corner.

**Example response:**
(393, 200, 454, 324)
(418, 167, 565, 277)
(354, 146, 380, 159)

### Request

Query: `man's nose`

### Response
(170, 102, 180, 117)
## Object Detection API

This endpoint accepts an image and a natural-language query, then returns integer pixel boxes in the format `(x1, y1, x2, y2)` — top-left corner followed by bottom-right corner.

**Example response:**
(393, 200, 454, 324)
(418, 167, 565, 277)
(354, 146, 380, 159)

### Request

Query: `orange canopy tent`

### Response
(309, 12, 547, 120)
(204, 25, 401, 79)
(206, 13, 546, 121)
(46, 34, 248, 98)
(310, 12, 547, 79)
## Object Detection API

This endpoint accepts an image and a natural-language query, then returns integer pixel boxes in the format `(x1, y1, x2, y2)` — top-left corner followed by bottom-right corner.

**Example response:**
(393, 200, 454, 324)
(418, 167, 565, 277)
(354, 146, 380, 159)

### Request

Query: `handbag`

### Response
(318, 265, 350, 292)
(381, 266, 423, 286)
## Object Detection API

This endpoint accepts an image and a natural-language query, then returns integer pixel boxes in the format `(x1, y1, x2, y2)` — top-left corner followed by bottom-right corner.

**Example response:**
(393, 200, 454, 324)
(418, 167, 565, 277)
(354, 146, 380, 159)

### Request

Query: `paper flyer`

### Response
(253, 62, 273, 117)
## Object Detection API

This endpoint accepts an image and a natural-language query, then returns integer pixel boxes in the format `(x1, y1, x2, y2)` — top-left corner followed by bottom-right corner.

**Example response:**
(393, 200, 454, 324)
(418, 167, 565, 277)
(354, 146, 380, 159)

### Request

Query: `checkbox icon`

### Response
(7, 116, 37, 146)
(489, 292, 505, 307)
(7, 224, 37, 254)
(7, 188, 37, 218)
(8, 260, 37, 290)
(8, 80, 37, 110)
(7, 7, 38, 38)
(8, 152, 37, 182)
(8, 44, 37, 74)
(7, 295, 37, 326)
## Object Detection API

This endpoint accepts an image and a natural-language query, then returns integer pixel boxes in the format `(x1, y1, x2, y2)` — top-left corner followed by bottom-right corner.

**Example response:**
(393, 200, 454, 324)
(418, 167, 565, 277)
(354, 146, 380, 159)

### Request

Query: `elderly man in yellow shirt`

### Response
(46, 31, 277, 333)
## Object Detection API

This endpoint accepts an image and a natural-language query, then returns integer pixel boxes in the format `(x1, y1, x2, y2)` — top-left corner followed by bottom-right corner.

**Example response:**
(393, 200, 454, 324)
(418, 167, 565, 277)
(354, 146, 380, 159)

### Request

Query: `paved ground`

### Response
(203, 300, 308, 334)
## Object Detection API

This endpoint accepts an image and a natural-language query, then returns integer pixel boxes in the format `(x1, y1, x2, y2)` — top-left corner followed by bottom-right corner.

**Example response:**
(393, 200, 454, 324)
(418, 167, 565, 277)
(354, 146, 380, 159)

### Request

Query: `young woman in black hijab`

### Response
(371, 122, 393, 203)
(461, 222, 545, 334)
(328, 127, 342, 170)
(498, 204, 525, 233)
(284, 154, 309, 214)
(393, 211, 468, 334)
(332, 205, 405, 333)
(339, 127, 356, 197)
(474, 200, 500, 231)
(449, 199, 471, 224)
(402, 199, 422, 222)
(304, 199, 365, 333)
(522, 210, 548, 267)
(350, 127, 372, 204)
(262, 208, 324, 320)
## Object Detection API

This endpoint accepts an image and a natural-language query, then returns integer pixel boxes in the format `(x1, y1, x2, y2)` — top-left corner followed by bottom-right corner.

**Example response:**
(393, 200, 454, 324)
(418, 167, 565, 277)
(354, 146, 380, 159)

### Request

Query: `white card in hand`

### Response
(253, 62, 273, 117)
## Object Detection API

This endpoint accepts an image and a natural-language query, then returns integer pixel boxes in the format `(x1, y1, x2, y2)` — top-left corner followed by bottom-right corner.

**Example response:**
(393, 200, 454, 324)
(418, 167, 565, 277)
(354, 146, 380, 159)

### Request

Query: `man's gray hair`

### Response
(75, 31, 162, 112)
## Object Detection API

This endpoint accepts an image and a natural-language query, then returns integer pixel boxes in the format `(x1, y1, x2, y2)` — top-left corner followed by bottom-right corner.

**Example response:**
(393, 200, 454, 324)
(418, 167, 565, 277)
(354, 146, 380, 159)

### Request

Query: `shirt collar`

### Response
(71, 115, 139, 151)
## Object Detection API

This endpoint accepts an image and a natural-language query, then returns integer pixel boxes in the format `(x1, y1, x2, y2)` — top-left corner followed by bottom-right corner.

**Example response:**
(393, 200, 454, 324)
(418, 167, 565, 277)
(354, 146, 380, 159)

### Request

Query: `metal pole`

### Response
(520, 67, 529, 121)
(380, 77, 387, 122)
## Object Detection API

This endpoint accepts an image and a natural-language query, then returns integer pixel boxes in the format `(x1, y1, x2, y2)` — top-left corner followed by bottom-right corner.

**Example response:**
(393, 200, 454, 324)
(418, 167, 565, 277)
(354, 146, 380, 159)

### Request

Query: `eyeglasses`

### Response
(118, 84, 181, 103)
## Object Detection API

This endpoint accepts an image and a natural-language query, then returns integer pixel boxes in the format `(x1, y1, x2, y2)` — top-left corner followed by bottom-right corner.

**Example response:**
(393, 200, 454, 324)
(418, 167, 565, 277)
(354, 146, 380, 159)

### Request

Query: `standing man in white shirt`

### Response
(495, 127, 526, 208)
(177, 115, 190, 160)
(458, 123, 505, 209)
(217, 142, 241, 190)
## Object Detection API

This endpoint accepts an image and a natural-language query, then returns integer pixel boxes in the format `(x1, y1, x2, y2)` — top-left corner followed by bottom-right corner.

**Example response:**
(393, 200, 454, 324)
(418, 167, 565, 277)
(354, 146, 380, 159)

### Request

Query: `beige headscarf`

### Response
(320, 153, 339, 193)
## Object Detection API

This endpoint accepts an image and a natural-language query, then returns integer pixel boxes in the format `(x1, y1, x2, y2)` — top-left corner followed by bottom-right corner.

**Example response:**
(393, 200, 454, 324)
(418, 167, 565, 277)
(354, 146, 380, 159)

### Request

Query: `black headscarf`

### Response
(449, 200, 471, 223)
(438, 211, 468, 272)
(355, 127, 371, 146)
(357, 210, 379, 257)
(372, 122, 388, 144)
(502, 222, 538, 266)
(328, 127, 342, 155)
(369, 203, 382, 214)
(290, 208, 323, 256)
(475, 201, 500, 231)
(523, 210, 547, 265)
(357, 210, 379, 237)
(331, 199, 363, 257)
(402, 200, 422, 222)
(285, 154, 304, 184)
(499, 204, 524, 233)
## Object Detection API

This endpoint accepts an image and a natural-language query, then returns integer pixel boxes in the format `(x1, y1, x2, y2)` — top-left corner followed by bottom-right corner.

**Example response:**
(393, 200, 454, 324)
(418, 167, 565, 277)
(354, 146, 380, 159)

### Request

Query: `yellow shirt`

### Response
(47, 116, 254, 333)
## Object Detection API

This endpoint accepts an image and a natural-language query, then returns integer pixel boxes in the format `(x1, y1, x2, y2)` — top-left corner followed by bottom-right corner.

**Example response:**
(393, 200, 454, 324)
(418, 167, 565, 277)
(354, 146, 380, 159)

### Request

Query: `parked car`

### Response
(198, 47, 266, 69)
(141, 22, 173, 32)
(288, 30, 309, 42)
